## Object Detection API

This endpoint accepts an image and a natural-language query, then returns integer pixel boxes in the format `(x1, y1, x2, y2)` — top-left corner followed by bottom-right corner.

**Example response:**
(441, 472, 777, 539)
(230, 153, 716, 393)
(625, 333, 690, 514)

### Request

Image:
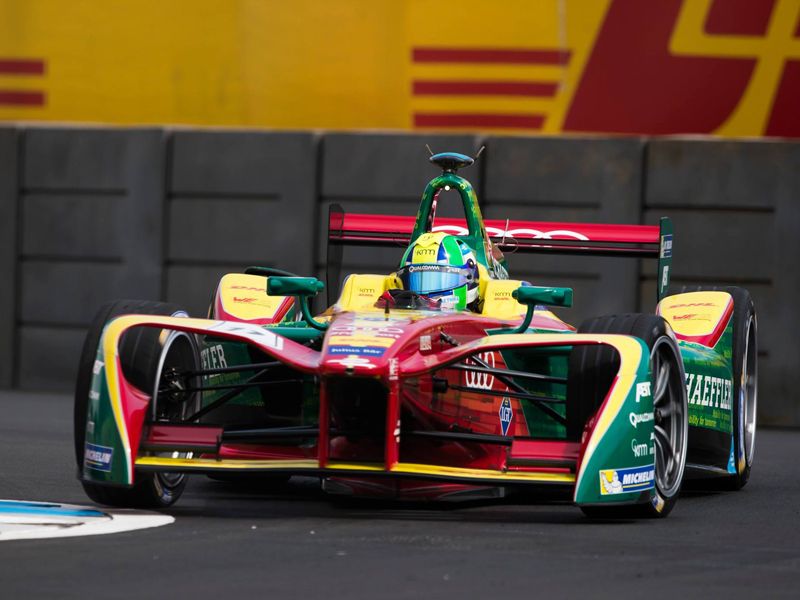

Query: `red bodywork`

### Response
(134, 309, 586, 501)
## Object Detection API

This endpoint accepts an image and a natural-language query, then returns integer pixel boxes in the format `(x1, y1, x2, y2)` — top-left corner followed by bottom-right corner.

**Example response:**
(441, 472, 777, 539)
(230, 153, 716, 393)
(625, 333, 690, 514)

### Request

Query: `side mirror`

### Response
(491, 285, 573, 335)
(513, 286, 573, 309)
(267, 276, 324, 298)
(266, 276, 327, 331)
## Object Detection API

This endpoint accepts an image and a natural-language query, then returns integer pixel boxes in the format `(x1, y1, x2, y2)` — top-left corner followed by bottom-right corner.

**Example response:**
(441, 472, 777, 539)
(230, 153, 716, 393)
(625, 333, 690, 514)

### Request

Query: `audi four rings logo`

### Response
(465, 352, 496, 390)
(432, 225, 589, 241)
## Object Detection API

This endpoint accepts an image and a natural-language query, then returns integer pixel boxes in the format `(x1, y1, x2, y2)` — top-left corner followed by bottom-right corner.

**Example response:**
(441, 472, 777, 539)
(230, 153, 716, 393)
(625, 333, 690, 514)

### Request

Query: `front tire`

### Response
(570, 314, 688, 518)
(74, 299, 197, 509)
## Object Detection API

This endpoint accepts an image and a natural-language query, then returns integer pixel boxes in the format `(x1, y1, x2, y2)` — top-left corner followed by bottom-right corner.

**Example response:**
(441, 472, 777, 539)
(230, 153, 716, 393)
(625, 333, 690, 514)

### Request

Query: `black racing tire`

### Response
(569, 314, 688, 519)
(74, 299, 197, 509)
(675, 286, 757, 489)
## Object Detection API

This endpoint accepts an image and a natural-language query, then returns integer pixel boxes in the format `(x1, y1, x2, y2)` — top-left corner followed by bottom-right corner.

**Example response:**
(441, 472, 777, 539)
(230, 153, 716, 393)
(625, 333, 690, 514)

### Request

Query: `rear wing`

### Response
(328, 205, 673, 301)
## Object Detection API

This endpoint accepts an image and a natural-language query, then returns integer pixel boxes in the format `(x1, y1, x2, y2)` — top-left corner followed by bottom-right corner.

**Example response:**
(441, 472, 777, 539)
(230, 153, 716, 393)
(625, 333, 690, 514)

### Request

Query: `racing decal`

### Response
(599, 465, 655, 496)
(685, 372, 733, 433)
(419, 335, 432, 352)
(328, 345, 387, 357)
(629, 411, 654, 429)
(216, 273, 293, 325)
(635, 381, 651, 403)
(498, 397, 513, 436)
(657, 291, 733, 347)
(631, 433, 654, 459)
(464, 351, 496, 390)
(200, 344, 228, 371)
(660, 234, 673, 258)
(727, 438, 738, 475)
(84, 443, 114, 472)
(326, 319, 407, 358)
(327, 356, 377, 370)
(432, 224, 589, 241)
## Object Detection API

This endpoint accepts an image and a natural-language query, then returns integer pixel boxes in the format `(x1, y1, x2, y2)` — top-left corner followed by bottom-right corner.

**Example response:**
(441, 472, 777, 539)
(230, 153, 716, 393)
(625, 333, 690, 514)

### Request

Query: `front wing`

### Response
(82, 315, 655, 507)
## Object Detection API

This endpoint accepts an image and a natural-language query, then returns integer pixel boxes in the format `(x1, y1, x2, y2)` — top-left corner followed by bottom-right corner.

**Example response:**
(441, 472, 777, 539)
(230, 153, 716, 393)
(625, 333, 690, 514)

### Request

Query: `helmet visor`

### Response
(397, 264, 473, 294)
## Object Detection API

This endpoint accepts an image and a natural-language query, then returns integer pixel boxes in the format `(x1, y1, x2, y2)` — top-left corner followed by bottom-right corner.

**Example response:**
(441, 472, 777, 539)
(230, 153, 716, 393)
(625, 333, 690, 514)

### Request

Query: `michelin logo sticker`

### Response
(84, 443, 114, 472)
(599, 465, 655, 495)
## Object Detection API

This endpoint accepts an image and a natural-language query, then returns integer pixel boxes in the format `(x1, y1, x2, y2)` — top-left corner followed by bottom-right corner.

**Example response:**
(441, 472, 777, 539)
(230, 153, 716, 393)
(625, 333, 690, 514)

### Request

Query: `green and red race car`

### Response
(74, 151, 757, 518)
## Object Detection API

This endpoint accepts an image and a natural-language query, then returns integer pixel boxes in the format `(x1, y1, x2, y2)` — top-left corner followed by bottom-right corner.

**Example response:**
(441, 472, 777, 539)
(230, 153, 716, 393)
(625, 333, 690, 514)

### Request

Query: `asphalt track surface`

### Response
(1, 391, 798, 599)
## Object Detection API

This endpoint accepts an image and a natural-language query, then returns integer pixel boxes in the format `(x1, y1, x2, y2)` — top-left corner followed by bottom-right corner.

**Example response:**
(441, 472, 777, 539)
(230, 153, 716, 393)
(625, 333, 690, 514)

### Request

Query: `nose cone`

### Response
(321, 312, 412, 374)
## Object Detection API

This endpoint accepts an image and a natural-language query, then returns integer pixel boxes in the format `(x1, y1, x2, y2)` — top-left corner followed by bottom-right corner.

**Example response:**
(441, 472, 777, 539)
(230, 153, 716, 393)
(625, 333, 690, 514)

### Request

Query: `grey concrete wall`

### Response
(0, 127, 17, 388)
(483, 136, 645, 326)
(1, 126, 797, 425)
(166, 131, 317, 317)
(16, 128, 165, 389)
(641, 139, 800, 426)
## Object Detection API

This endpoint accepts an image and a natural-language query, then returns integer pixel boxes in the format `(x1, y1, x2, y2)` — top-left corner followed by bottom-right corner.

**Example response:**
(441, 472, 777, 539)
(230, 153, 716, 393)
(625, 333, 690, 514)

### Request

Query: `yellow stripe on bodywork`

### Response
(136, 457, 321, 470)
(390, 462, 575, 484)
(101, 317, 135, 482)
(135, 456, 575, 484)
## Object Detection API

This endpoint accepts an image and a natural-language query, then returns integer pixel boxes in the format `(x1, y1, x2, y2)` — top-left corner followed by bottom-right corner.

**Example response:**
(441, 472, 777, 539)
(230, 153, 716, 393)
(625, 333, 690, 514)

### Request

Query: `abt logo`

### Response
(464, 352, 496, 390)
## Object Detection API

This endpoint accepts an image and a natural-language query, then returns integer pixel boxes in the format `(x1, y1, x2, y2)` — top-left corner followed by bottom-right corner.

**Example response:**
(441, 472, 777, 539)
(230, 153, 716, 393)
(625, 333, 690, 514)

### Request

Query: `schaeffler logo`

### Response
(465, 351, 496, 390)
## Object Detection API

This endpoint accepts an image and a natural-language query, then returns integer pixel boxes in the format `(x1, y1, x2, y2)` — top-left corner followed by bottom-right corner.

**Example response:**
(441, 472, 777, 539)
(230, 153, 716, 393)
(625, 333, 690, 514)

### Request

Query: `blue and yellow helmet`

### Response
(397, 232, 480, 311)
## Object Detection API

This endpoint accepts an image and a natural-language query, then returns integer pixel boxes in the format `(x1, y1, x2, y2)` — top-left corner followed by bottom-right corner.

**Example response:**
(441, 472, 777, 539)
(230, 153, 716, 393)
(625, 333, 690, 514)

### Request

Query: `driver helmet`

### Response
(397, 232, 480, 311)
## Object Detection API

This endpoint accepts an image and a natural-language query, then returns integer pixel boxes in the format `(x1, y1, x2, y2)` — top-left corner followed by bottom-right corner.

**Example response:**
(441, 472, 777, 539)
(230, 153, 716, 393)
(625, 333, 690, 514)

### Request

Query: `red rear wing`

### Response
(329, 208, 663, 258)
(327, 205, 674, 301)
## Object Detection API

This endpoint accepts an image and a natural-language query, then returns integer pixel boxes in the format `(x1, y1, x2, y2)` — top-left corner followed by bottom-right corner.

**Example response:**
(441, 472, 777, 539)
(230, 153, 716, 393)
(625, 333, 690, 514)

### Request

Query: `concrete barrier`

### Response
(0, 128, 17, 388)
(483, 136, 645, 326)
(166, 131, 317, 316)
(643, 139, 800, 425)
(17, 128, 165, 389)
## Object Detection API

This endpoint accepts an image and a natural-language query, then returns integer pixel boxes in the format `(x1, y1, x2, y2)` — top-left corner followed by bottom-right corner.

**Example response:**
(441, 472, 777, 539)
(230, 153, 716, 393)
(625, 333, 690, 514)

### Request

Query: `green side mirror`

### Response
(513, 286, 573, 308)
(493, 285, 574, 335)
(267, 276, 324, 298)
(266, 276, 327, 331)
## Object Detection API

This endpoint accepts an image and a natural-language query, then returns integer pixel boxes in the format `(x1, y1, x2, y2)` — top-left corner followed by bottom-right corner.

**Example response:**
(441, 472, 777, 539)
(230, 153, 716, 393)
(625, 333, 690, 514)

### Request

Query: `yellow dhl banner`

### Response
(1, 0, 798, 137)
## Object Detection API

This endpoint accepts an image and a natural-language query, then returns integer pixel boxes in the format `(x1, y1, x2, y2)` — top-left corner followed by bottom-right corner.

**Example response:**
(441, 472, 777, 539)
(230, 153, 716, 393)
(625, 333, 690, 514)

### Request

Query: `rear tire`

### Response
(75, 299, 197, 509)
(675, 286, 757, 489)
(569, 314, 688, 518)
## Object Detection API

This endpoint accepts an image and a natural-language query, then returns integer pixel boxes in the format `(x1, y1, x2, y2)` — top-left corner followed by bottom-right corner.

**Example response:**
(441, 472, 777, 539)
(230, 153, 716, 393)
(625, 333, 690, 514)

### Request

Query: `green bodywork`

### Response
(573, 336, 655, 506)
(83, 339, 130, 485)
(679, 319, 734, 434)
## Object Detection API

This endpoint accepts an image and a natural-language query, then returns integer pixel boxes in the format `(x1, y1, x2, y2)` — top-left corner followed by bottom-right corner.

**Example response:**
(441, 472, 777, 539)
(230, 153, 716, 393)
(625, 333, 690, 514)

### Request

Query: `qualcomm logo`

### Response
(432, 225, 589, 241)
(629, 412, 654, 428)
(464, 351, 496, 390)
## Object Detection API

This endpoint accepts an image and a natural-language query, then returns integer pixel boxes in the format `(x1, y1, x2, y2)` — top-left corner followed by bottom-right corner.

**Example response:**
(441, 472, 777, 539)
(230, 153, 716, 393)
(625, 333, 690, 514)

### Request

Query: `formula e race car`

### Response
(75, 151, 757, 519)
